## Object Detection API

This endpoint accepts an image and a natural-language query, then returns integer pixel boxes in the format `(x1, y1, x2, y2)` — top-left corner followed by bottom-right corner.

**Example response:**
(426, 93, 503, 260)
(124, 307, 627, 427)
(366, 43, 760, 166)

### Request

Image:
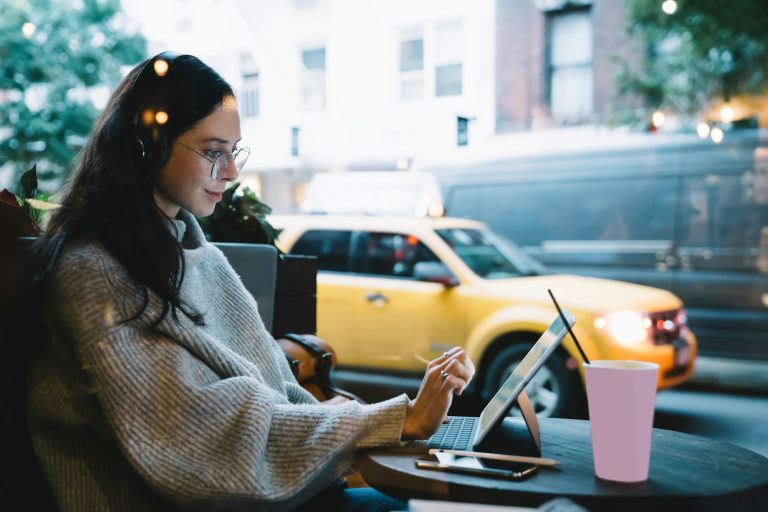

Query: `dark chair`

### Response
(214, 242, 278, 332)
(0, 231, 58, 511)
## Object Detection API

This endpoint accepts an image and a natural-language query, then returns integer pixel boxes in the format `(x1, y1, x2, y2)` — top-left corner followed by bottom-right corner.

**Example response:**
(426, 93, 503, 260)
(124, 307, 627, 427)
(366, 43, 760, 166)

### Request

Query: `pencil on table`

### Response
(413, 353, 430, 365)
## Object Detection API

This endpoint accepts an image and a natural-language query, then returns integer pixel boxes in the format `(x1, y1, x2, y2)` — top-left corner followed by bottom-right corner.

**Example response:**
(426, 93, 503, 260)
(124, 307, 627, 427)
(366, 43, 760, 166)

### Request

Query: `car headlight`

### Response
(594, 311, 649, 345)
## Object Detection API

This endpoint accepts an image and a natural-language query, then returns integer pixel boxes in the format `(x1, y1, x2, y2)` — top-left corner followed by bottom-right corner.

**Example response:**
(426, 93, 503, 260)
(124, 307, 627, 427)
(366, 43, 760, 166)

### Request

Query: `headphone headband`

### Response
(129, 51, 184, 167)
(130, 51, 183, 128)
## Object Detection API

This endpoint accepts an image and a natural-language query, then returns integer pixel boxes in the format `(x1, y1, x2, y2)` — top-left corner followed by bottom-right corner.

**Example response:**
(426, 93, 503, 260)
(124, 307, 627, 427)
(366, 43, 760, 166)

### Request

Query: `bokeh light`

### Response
(662, 0, 678, 15)
(22, 22, 36, 38)
(710, 127, 724, 144)
(153, 58, 169, 77)
(720, 105, 734, 124)
(652, 110, 666, 128)
(141, 109, 155, 126)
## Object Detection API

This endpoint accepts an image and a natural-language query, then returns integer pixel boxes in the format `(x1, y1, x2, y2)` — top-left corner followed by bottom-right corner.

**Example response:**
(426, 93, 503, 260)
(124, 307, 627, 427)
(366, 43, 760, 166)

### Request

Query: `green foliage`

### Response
(0, 164, 59, 235)
(197, 183, 280, 248)
(616, 0, 768, 125)
(0, 0, 146, 189)
(16, 164, 58, 223)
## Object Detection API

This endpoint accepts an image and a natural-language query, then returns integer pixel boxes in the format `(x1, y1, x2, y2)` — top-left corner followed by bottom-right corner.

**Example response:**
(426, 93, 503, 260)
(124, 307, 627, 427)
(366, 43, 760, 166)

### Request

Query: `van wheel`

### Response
(483, 343, 584, 419)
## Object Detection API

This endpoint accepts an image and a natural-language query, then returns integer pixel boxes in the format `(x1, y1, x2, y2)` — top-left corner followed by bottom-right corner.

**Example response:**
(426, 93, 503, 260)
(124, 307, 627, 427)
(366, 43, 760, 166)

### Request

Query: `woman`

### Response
(28, 52, 474, 511)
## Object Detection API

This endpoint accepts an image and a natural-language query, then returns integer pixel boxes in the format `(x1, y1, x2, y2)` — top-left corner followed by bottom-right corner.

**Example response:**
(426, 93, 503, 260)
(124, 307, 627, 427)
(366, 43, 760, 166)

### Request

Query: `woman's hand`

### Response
(402, 347, 475, 440)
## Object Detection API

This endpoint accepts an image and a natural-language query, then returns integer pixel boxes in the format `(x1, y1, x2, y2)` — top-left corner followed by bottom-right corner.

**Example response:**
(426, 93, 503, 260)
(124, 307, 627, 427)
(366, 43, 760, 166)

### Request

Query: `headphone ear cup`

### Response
(153, 128, 170, 169)
(134, 127, 169, 170)
(135, 127, 153, 164)
(135, 135, 148, 162)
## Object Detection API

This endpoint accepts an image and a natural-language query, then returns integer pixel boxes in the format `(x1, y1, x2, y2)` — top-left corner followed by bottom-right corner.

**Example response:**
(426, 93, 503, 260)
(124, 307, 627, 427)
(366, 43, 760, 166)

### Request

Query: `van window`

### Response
(292, 230, 352, 271)
(678, 172, 768, 273)
(447, 177, 676, 268)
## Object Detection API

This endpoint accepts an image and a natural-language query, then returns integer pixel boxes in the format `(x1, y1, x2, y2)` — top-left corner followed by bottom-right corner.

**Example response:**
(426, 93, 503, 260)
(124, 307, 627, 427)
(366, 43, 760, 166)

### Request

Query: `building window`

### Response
(302, 47, 326, 111)
(548, 9, 593, 122)
(399, 31, 424, 101)
(241, 72, 260, 118)
(291, 126, 300, 157)
(434, 22, 462, 97)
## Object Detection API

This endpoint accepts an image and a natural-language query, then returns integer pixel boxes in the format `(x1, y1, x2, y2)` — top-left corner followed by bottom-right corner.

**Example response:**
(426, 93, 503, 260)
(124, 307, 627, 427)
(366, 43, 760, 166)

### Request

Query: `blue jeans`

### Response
(296, 486, 407, 512)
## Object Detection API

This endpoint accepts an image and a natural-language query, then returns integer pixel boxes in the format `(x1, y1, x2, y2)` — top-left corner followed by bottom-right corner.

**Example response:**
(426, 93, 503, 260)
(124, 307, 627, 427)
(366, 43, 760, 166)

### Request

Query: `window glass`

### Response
(362, 232, 439, 278)
(436, 63, 462, 96)
(399, 38, 423, 72)
(399, 32, 424, 101)
(447, 178, 676, 247)
(291, 230, 351, 271)
(436, 228, 540, 278)
(302, 47, 326, 110)
(435, 21, 462, 97)
(241, 72, 260, 118)
(302, 48, 326, 70)
(549, 9, 592, 122)
(678, 171, 768, 272)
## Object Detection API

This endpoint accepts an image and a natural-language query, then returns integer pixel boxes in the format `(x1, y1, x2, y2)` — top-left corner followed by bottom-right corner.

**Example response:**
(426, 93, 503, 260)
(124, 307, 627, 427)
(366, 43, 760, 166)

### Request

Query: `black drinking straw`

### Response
(548, 288, 591, 365)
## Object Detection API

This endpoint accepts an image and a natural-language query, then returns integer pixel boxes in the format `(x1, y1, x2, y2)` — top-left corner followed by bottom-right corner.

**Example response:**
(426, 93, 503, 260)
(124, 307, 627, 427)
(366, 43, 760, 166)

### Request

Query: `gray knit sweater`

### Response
(27, 211, 408, 511)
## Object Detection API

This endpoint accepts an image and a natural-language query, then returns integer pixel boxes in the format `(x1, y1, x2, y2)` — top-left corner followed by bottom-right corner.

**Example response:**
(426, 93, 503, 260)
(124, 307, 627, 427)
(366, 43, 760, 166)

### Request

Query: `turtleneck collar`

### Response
(168, 210, 208, 267)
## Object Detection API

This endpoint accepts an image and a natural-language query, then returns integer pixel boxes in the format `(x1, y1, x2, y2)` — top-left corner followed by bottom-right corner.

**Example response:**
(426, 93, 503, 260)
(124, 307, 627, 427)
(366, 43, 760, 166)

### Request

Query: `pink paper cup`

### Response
(584, 360, 659, 483)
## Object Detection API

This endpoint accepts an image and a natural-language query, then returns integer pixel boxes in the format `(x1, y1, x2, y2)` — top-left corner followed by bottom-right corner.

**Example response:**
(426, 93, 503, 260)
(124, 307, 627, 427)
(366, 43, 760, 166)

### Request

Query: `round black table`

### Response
(355, 418, 768, 511)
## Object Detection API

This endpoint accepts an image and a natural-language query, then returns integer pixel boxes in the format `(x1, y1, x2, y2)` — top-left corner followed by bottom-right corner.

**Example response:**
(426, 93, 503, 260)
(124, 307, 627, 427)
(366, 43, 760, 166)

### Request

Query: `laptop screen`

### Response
(476, 308, 575, 442)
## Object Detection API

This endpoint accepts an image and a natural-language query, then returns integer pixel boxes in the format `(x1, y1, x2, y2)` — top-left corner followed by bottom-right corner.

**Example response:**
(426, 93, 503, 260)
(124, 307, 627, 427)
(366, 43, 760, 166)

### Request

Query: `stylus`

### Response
(428, 448, 559, 467)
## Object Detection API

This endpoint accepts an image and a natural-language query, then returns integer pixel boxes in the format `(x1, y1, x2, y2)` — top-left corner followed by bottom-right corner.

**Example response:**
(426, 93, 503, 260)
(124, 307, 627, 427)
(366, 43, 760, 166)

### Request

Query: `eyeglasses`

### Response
(172, 140, 250, 180)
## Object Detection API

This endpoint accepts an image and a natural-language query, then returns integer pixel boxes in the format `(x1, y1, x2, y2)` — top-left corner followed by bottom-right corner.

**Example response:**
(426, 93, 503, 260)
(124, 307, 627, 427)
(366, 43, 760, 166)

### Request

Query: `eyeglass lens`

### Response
(212, 148, 250, 180)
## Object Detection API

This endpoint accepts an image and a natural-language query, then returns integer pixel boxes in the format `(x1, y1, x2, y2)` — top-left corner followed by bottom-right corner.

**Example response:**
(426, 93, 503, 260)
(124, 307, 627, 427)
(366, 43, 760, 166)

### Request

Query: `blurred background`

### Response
(2, 0, 767, 453)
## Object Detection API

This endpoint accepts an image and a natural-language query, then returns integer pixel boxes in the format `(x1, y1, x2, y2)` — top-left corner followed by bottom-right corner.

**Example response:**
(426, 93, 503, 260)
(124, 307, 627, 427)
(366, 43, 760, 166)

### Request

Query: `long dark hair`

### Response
(33, 53, 235, 328)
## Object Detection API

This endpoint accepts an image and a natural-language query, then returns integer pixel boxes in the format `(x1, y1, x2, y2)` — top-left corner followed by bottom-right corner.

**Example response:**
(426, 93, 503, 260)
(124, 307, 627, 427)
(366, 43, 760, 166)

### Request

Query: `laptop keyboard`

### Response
(427, 417, 477, 450)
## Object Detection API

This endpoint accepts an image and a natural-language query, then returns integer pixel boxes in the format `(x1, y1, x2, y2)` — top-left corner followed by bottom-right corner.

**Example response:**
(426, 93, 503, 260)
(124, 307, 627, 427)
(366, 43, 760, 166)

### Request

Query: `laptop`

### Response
(427, 304, 576, 452)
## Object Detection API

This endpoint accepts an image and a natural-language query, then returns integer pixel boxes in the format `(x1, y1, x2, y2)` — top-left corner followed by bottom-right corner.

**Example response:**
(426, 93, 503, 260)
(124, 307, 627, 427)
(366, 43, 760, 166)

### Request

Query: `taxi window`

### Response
(291, 230, 352, 271)
(361, 232, 439, 278)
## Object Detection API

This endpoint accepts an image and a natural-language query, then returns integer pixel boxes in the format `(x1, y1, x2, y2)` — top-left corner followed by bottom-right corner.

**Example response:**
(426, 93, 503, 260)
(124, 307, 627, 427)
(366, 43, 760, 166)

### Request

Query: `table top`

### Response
(355, 418, 768, 512)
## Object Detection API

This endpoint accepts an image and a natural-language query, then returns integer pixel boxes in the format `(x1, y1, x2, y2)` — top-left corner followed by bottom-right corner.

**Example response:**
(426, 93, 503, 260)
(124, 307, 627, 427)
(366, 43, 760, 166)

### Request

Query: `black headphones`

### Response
(129, 51, 183, 170)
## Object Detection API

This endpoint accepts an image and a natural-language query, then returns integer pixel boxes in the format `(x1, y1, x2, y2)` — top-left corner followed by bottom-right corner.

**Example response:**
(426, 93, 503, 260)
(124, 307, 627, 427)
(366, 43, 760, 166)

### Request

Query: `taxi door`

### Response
(343, 231, 466, 372)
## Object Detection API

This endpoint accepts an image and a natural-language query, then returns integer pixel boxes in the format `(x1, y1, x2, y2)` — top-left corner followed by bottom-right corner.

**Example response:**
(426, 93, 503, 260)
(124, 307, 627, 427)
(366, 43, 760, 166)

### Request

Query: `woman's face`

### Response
(154, 96, 242, 218)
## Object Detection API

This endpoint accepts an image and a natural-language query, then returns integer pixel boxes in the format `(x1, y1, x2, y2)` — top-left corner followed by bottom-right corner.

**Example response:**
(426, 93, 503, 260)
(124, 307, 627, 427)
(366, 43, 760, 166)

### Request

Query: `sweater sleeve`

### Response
(53, 245, 407, 510)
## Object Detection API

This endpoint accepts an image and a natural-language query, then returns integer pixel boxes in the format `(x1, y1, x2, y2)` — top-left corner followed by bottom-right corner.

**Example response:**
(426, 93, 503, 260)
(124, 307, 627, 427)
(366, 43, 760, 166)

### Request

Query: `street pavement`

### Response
(654, 386, 768, 458)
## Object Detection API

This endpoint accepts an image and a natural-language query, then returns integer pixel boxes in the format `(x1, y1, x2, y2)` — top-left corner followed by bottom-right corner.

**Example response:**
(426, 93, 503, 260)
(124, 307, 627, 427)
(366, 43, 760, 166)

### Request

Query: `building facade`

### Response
(126, 0, 639, 212)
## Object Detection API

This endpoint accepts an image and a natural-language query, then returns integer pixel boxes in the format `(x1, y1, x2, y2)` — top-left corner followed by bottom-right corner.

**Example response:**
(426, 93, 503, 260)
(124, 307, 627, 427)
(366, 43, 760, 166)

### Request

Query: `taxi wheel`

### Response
(483, 343, 585, 419)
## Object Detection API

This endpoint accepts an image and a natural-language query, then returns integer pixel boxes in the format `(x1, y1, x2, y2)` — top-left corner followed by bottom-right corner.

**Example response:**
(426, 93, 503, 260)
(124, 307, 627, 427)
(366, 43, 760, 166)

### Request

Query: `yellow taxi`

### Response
(271, 214, 697, 417)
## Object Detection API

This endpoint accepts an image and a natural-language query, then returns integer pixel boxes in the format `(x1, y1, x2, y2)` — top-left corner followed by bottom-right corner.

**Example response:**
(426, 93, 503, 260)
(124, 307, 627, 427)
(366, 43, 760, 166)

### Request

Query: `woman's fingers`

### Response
(403, 349, 478, 440)
(431, 351, 474, 393)
(441, 372, 468, 395)
(447, 348, 476, 378)
(442, 348, 475, 377)
(427, 346, 463, 369)
(444, 358, 473, 383)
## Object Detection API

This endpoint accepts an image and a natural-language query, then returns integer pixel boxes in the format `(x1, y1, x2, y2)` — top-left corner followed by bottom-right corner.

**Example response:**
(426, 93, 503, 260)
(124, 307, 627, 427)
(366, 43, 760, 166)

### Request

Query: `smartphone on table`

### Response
(415, 452, 538, 481)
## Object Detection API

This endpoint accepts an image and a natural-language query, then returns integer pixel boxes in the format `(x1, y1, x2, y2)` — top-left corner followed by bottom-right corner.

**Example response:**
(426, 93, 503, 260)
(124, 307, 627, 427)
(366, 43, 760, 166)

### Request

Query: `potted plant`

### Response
(0, 166, 51, 238)
(0, 166, 58, 304)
